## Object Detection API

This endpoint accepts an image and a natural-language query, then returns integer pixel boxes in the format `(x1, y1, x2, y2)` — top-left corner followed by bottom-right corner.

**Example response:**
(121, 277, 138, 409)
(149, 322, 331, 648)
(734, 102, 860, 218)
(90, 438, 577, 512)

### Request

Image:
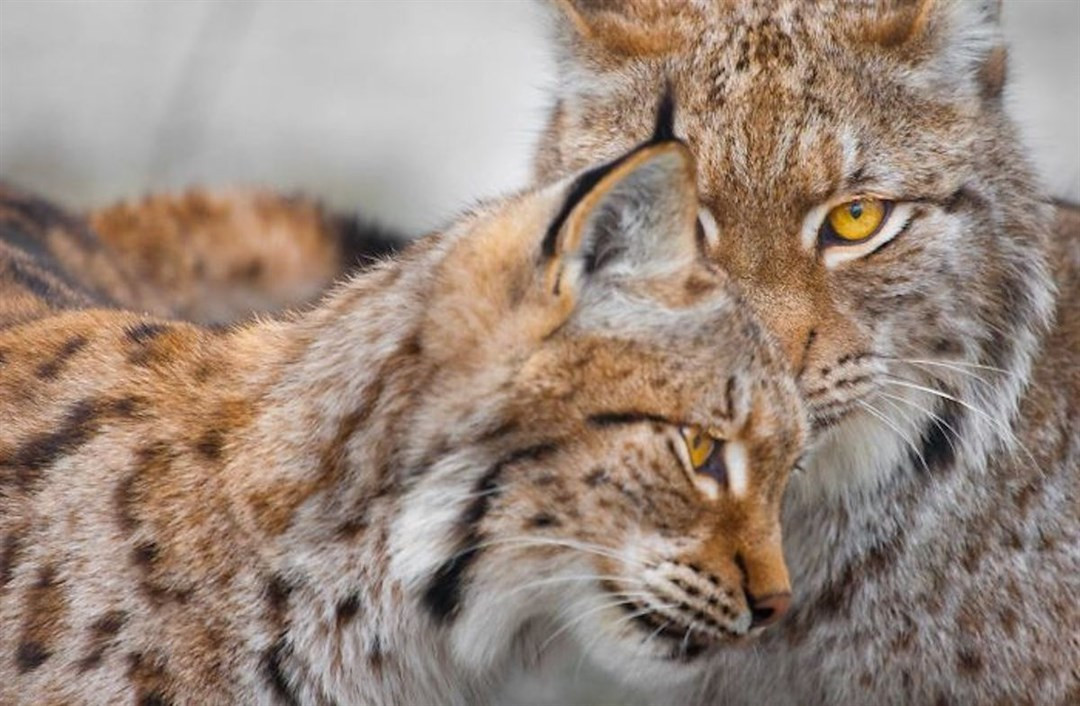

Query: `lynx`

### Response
(533, 0, 1080, 703)
(0, 129, 808, 704)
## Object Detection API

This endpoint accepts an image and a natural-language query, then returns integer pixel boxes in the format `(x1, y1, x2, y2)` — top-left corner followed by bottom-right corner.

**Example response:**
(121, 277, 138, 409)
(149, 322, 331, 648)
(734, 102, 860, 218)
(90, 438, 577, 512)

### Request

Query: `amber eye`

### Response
(823, 197, 890, 242)
(680, 426, 727, 485)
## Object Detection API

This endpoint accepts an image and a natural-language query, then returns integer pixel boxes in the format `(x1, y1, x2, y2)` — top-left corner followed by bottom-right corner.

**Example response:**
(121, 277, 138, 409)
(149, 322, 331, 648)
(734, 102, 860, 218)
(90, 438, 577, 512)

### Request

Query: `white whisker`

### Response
(500, 573, 647, 599)
(880, 375, 1039, 468)
(877, 391, 961, 459)
(856, 399, 929, 474)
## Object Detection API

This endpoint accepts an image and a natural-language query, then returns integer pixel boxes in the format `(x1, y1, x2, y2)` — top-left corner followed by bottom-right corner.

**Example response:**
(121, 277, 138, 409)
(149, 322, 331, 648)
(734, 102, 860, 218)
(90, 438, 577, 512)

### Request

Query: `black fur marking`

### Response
(541, 157, 626, 260)
(35, 334, 88, 379)
(941, 187, 986, 214)
(265, 575, 293, 622)
(528, 513, 560, 529)
(125, 322, 170, 344)
(4, 398, 105, 489)
(584, 467, 608, 487)
(0, 531, 23, 589)
(132, 541, 159, 568)
(15, 640, 50, 672)
(194, 428, 225, 461)
(8, 258, 57, 299)
(92, 610, 128, 635)
(336, 593, 361, 627)
(423, 443, 558, 622)
(263, 638, 301, 706)
(652, 84, 677, 143)
(910, 399, 964, 473)
(541, 88, 683, 261)
(587, 411, 672, 428)
(334, 212, 410, 269)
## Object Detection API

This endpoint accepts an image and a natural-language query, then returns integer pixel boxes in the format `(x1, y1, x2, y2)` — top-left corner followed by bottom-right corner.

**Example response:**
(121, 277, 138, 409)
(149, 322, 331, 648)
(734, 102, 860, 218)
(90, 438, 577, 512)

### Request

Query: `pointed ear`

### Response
(542, 139, 699, 299)
(862, 0, 1007, 101)
(543, 0, 699, 63)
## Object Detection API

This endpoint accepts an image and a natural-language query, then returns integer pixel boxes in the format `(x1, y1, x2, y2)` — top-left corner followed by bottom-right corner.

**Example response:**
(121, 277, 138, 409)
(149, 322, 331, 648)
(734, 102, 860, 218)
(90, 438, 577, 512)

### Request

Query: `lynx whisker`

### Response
(856, 399, 929, 474)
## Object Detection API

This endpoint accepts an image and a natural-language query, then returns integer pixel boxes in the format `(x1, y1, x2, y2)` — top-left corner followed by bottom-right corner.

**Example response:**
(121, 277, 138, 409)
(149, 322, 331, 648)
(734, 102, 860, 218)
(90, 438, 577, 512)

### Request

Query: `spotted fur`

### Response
(0, 137, 807, 704)
(0, 182, 403, 327)
(536, 0, 1080, 703)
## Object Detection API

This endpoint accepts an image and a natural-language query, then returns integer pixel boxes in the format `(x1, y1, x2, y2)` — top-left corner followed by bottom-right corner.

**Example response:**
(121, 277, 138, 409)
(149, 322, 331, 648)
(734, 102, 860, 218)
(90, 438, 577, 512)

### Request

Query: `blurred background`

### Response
(1, 0, 1078, 239)
(0, 1, 1077, 704)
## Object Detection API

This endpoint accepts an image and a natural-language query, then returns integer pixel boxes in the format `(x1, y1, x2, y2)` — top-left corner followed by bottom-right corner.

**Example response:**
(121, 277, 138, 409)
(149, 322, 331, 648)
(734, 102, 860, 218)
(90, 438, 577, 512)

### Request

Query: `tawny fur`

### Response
(535, 0, 1080, 704)
(0, 182, 401, 327)
(0, 141, 808, 704)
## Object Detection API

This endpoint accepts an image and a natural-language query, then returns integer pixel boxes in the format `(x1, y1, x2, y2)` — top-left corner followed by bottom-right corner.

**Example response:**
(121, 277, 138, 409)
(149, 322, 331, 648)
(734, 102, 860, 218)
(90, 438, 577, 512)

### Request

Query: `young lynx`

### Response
(536, 0, 1079, 704)
(0, 130, 807, 703)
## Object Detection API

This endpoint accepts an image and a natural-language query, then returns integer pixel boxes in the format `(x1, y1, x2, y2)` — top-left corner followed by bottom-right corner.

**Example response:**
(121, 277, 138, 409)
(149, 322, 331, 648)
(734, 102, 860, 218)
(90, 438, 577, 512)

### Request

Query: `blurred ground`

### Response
(0, 2, 1077, 704)
(1, 0, 1077, 237)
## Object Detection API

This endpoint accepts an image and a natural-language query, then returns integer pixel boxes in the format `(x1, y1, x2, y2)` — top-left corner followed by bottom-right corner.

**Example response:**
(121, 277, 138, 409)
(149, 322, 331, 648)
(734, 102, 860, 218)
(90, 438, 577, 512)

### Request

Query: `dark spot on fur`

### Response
(336, 515, 369, 540)
(127, 651, 173, 706)
(336, 593, 360, 627)
(35, 334, 88, 379)
(115, 442, 171, 533)
(528, 513, 560, 529)
(239, 259, 263, 281)
(368, 634, 385, 672)
(333, 213, 407, 269)
(115, 473, 141, 533)
(585, 467, 609, 487)
(941, 187, 984, 214)
(133, 542, 158, 568)
(911, 400, 963, 474)
(78, 610, 129, 672)
(92, 610, 128, 635)
(956, 646, 985, 675)
(194, 428, 225, 461)
(8, 259, 56, 299)
(5, 398, 100, 489)
(932, 338, 964, 355)
(423, 442, 558, 622)
(125, 322, 170, 344)
(264, 638, 301, 706)
(476, 419, 520, 444)
(265, 575, 293, 626)
(0, 530, 23, 589)
(16, 640, 50, 672)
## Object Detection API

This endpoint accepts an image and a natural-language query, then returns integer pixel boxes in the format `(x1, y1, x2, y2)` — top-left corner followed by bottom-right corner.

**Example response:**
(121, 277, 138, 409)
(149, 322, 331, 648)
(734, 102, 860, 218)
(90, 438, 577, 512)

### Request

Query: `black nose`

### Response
(747, 591, 791, 628)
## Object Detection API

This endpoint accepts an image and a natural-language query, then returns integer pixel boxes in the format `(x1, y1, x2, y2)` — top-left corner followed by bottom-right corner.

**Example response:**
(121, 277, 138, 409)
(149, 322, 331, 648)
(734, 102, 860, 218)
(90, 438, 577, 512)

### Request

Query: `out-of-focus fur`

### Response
(0, 183, 403, 326)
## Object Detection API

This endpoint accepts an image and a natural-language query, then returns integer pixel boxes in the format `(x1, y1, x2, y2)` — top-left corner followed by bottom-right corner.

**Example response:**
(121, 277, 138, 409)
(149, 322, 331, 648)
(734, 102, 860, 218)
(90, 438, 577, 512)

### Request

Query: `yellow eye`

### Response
(825, 198, 888, 242)
(680, 426, 717, 471)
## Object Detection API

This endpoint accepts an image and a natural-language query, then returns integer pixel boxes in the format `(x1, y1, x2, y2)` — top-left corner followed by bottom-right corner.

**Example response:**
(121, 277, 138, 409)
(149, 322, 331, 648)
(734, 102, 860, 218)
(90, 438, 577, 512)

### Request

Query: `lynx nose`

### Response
(747, 591, 791, 628)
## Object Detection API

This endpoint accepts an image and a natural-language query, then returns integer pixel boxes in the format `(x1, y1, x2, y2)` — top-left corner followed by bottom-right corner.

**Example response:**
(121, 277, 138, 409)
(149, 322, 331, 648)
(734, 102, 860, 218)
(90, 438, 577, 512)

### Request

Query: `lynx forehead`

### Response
(0, 125, 807, 704)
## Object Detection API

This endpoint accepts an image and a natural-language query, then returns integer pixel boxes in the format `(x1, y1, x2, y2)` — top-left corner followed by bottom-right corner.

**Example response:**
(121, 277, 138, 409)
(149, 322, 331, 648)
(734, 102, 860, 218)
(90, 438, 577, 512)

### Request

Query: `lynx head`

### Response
(387, 112, 806, 685)
(535, 0, 1054, 495)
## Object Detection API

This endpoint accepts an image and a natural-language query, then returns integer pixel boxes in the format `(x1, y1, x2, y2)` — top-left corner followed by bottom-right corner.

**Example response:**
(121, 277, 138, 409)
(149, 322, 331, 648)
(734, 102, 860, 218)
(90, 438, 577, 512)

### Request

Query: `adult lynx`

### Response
(534, 0, 1079, 703)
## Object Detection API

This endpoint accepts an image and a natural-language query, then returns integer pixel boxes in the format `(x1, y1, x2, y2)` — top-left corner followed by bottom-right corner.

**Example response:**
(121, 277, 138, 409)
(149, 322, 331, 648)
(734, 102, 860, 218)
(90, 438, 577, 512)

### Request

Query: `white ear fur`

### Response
(906, 0, 1007, 99)
(550, 142, 699, 297)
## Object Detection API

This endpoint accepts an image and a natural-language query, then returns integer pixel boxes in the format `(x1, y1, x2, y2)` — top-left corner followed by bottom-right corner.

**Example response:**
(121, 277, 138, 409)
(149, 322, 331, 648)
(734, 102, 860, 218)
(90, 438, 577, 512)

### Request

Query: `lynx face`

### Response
(382, 135, 806, 683)
(536, 0, 1054, 492)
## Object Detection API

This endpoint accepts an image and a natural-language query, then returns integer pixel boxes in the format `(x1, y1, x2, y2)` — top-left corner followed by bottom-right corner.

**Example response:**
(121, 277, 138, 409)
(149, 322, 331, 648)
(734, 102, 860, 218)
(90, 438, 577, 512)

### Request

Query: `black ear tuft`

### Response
(651, 83, 677, 144)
